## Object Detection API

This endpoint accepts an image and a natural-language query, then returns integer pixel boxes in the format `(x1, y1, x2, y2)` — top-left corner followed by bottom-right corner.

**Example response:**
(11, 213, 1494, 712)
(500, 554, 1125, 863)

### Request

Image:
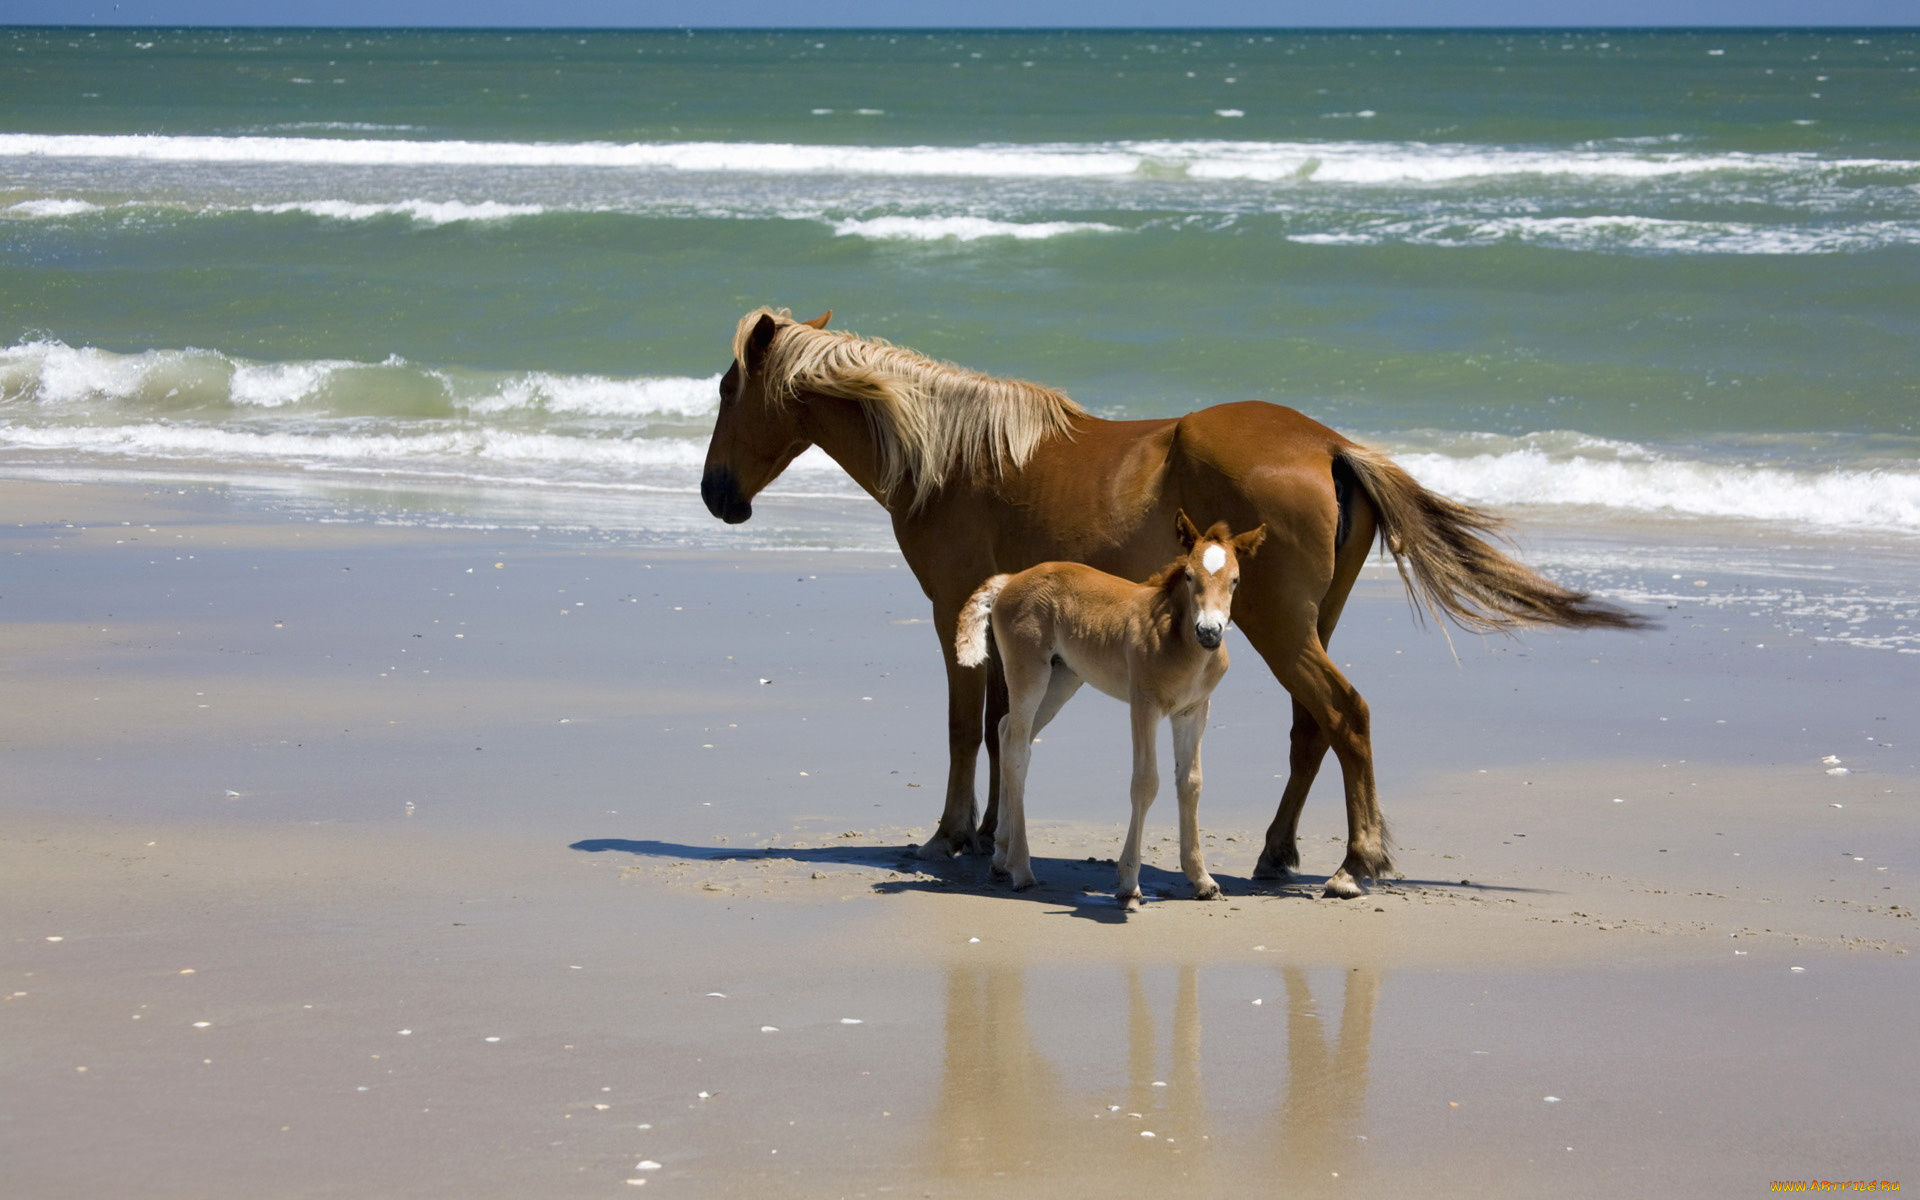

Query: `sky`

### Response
(6, 0, 1916, 28)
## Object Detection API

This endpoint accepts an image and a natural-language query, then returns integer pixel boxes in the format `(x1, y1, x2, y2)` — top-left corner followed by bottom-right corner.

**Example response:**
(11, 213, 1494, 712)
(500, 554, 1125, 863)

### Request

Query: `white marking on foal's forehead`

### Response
(1201, 544, 1227, 574)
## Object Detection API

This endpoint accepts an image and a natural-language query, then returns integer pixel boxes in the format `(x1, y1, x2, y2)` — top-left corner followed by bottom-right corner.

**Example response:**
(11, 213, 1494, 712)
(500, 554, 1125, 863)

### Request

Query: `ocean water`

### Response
(3, 27, 1918, 648)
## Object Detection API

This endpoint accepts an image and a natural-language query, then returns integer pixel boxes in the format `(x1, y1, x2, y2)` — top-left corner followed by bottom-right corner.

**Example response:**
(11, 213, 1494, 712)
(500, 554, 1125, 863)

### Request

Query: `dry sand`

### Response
(2, 478, 1915, 1198)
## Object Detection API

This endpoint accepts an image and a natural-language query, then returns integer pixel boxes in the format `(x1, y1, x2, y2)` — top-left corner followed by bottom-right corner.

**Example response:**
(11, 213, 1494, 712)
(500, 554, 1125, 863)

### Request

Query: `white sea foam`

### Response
(0, 420, 851, 488)
(251, 199, 546, 225)
(1291, 215, 1920, 255)
(5, 132, 1906, 187)
(7, 341, 1916, 536)
(4, 198, 103, 218)
(831, 216, 1122, 241)
(229, 359, 360, 407)
(1395, 445, 1920, 533)
(0, 340, 720, 420)
(445, 371, 719, 418)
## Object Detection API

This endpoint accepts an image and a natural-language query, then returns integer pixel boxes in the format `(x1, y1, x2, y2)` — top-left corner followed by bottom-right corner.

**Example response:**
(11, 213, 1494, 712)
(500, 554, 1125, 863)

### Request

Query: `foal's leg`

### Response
(1116, 698, 1161, 911)
(1170, 699, 1221, 900)
(979, 649, 1010, 852)
(993, 651, 1053, 891)
(1028, 662, 1084, 738)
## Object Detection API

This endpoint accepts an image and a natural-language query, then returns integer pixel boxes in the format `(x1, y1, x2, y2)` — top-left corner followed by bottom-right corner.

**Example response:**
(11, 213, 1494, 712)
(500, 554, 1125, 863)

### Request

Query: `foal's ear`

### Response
(1231, 524, 1269, 560)
(801, 310, 832, 330)
(744, 312, 780, 374)
(1175, 509, 1202, 550)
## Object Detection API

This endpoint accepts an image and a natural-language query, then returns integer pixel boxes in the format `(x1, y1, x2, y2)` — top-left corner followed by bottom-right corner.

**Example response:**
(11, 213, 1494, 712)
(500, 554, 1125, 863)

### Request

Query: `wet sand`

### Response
(3, 478, 1915, 1198)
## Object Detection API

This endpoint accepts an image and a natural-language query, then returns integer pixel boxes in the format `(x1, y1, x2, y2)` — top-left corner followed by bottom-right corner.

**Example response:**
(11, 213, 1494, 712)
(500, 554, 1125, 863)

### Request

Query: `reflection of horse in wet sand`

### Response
(933, 960, 1379, 1185)
(955, 512, 1266, 906)
(702, 308, 1643, 896)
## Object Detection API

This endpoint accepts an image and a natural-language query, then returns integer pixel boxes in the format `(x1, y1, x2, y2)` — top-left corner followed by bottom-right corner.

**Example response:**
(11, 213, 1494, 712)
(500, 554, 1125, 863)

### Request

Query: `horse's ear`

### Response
(744, 313, 779, 375)
(1175, 509, 1201, 550)
(801, 310, 832, 330)
(1232, 524, 1268, 560)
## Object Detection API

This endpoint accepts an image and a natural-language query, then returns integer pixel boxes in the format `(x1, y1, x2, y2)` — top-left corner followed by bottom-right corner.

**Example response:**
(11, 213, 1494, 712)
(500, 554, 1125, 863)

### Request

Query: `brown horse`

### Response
(701, 308, 1641, 897)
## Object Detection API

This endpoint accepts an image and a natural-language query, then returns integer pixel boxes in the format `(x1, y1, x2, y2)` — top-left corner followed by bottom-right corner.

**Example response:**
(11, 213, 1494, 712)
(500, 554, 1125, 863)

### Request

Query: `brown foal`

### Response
(956, 513, 1266, 908)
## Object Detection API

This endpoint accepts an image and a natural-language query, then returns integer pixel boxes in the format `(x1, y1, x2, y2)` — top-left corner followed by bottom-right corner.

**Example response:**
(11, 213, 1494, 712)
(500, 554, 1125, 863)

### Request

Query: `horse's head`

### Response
(700, 308, 831, 525)
(1173, 510, 1268, 651)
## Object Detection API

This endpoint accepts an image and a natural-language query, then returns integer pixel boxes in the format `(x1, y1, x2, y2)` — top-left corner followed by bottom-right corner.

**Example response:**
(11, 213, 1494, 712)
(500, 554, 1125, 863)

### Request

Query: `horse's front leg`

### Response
(1170, 700, 1221, 900)
(1116, 699, 1160, 912)
(919, 643, 989, 860)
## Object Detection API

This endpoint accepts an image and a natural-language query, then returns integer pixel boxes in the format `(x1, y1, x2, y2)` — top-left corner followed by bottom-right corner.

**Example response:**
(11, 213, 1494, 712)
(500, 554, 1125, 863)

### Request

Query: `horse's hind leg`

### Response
(1250, 491, 1376, 887)
(1241, 612, 1390, 898)
(1116, 698, 1161, 911)
(1253, 698, 1328, 881)
(1171, 699, 1220, 900)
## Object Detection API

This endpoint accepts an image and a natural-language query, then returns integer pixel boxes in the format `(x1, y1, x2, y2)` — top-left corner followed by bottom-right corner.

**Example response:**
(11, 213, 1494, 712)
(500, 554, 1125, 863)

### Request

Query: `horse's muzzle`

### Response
(701, 467, 753, 525)
(1194, 622, 1225, 651)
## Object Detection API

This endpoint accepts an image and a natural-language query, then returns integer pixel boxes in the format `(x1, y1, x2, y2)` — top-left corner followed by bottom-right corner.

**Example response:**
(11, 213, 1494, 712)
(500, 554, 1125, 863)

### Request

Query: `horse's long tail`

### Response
(1337, 445, 1647, 633)
(954, 574, 1011, 667)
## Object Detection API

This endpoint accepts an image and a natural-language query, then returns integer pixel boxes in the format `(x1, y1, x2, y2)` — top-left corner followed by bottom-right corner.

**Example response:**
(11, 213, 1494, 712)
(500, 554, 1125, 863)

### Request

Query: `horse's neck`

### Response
(794, 388, 894, 506)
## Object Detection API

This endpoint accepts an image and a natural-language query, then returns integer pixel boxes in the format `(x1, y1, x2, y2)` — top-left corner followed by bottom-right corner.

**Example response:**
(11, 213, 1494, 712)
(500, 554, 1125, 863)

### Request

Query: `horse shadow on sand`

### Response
(568, 837, 1542, 925)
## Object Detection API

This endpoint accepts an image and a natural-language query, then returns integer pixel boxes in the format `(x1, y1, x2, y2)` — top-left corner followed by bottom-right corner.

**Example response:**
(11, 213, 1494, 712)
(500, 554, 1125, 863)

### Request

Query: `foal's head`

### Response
(1171, 510, 1268, 651)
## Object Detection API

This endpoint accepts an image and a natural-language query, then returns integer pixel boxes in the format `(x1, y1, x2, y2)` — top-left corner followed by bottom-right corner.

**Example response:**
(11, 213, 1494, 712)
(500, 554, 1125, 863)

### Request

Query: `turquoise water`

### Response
(3, 27, 1918, 569)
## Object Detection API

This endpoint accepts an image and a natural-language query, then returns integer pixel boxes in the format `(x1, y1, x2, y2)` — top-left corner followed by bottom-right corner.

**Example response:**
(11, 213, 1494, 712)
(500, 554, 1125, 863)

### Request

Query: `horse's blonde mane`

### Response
(734, 307, 1086, 511)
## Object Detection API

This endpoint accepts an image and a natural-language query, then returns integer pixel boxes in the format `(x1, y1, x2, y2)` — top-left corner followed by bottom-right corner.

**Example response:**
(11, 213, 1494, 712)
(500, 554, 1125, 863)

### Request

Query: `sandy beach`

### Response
(3, 476, 1915, 1198)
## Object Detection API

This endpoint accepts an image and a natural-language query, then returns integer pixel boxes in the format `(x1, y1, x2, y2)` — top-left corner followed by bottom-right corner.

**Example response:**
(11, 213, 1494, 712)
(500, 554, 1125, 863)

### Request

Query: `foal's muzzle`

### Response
(1194, 621, 1225, 651)
(701, 467, 753, 525)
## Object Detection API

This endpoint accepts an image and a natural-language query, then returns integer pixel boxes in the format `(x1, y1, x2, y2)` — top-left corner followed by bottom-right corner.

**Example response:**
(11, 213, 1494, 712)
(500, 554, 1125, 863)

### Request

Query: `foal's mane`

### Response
(1143, 542, 1211, 593)
(734, 307, 1087, 511)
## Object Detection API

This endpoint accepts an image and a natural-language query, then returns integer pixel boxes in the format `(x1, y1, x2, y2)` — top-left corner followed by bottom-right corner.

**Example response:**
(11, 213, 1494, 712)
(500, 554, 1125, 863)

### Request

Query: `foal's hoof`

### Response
(1321, 870, 1366, 899)
(1116, 888, 1144, 912)
(1193, 879, 1223, 901)
(915, 835, 963, 861)
(1011, 875, 1039, 892)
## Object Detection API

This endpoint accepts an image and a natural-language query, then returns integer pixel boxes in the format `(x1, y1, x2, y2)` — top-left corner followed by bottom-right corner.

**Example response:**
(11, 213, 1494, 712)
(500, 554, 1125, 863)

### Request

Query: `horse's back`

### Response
(1173, 400, 1352, 477)
(1167, 401, 1353, 568)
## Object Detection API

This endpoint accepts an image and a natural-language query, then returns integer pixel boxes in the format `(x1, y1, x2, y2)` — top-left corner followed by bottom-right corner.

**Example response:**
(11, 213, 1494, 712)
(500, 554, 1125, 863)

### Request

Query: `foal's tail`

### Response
(954, 575, 1011, 667)
(1337, 445, 1647, 633)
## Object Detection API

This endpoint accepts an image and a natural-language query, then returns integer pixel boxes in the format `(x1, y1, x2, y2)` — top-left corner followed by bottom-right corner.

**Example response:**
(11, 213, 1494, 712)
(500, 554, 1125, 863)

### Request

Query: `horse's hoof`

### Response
(1193, 879, 1222, 901)
(1251, 852, 1294, 882)
(1321, 871, 1366, 899)
(989, 860, 1011, 881)
(1117, 889, 1143, 912)
(1012, 875, 1039, 892)
(915, 835, 961, 861)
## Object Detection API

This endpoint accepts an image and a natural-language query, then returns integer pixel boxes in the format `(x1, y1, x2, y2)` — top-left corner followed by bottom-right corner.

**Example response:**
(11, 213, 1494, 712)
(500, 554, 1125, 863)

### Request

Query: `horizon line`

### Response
(5, 22, 1916, 32)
